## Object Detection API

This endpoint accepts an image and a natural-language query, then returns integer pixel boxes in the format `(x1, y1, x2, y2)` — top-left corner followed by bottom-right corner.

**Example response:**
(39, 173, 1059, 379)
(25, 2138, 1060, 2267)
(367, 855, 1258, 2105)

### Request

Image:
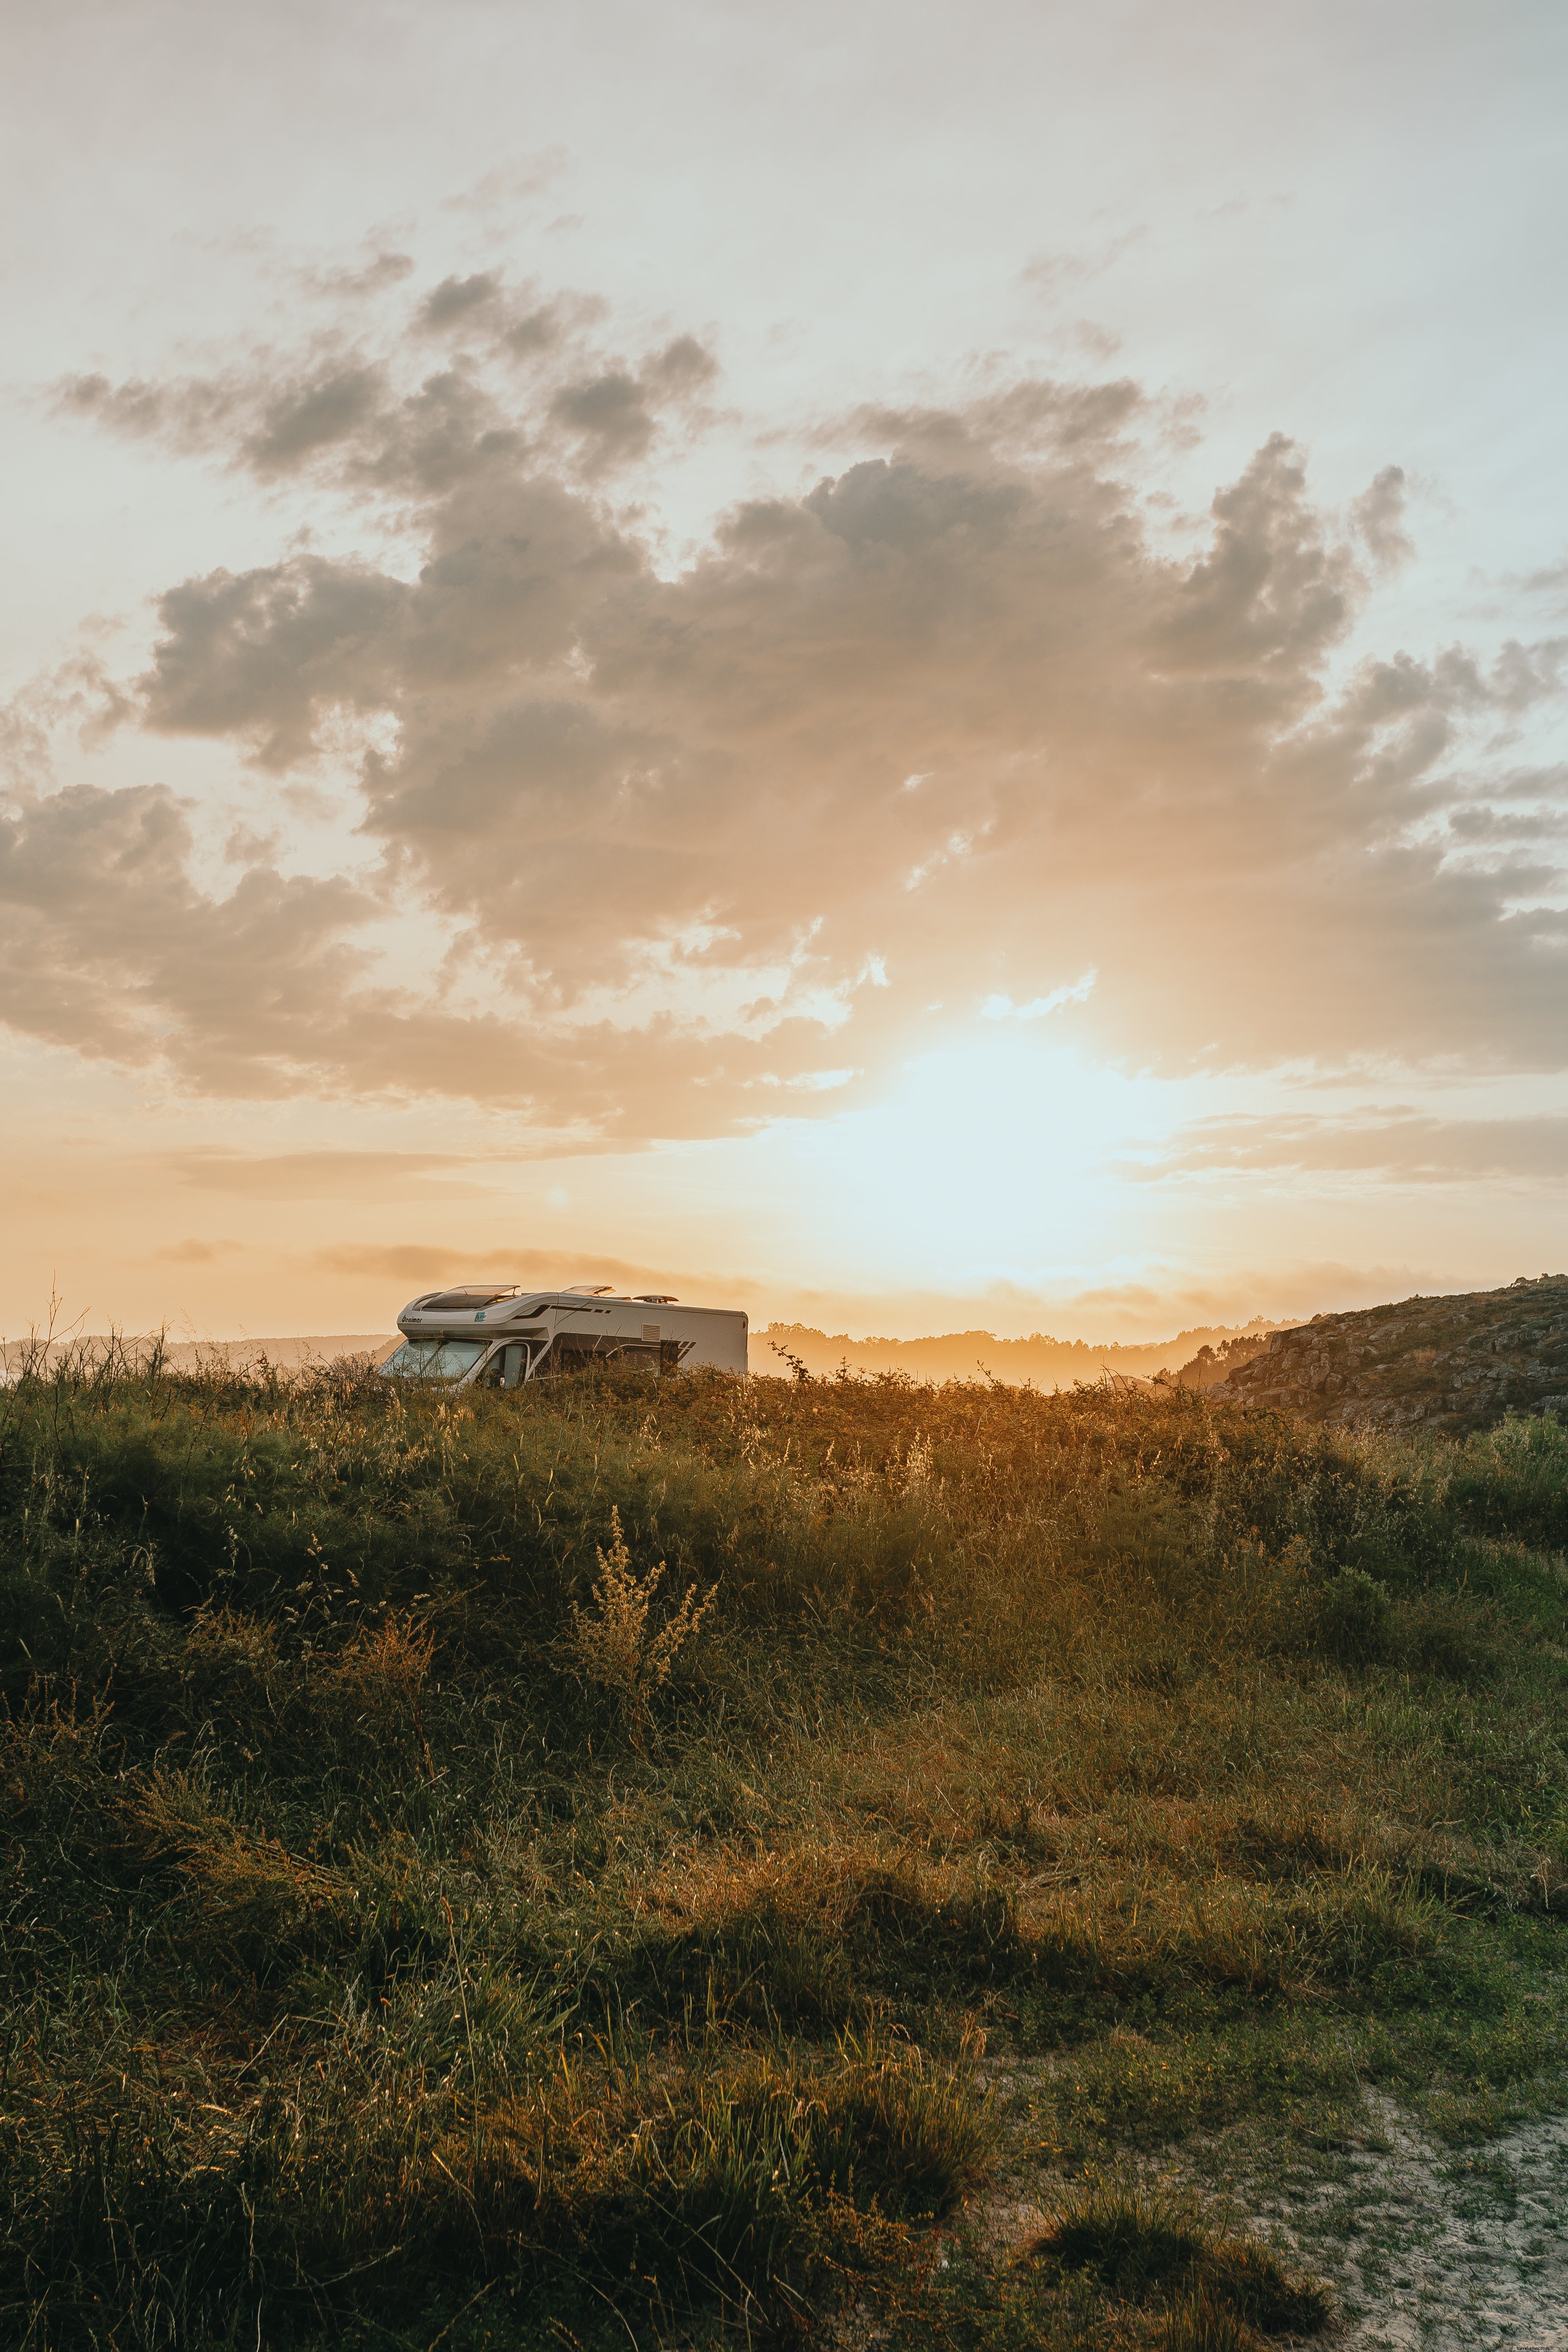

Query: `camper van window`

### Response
(421, 1290, 514, 1313)
(551, 1333, 607, 1372)
(382, 1338, 490, 1379)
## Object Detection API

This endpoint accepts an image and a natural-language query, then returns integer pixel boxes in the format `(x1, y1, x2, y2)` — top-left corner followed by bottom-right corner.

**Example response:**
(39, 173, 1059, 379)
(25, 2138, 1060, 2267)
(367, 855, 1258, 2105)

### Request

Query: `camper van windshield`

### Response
(382, 1338, 490, 1380)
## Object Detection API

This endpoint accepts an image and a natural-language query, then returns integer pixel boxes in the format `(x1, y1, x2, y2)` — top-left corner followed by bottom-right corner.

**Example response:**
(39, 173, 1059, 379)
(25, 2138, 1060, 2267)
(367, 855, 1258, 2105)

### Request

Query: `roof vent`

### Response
(566, 1284, 614, 1295)
(634, 1294, 679, 1304)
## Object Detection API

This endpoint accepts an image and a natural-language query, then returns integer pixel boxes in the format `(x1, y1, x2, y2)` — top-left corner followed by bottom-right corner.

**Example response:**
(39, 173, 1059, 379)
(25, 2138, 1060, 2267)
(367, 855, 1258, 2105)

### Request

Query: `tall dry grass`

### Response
(2, 1353, 1567, 2346)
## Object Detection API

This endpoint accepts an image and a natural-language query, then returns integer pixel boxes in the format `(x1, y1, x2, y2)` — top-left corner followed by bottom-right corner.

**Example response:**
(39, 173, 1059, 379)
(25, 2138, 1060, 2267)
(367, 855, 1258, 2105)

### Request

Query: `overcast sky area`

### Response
(2, 0, 1566, 1343)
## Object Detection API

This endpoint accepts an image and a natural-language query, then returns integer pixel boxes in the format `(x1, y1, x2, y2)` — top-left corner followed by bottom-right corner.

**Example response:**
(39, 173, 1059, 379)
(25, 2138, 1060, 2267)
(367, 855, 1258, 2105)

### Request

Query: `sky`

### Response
(2, 0, 1566, 1346)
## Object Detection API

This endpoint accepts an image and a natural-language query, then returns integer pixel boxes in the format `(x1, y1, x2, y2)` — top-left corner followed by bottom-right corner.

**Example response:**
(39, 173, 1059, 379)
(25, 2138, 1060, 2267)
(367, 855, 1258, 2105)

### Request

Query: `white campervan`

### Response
(377, 1284, 748, 1389)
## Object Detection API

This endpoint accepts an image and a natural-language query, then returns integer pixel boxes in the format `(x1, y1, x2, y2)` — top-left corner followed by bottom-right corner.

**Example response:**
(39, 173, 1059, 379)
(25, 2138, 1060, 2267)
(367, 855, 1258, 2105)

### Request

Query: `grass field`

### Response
(4, 1347, 1568, 2348)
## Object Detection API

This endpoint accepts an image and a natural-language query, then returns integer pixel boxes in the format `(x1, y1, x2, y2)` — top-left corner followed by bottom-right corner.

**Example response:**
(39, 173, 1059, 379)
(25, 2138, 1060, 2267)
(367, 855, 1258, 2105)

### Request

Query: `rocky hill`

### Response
(1217, 1275, 1568, 1434)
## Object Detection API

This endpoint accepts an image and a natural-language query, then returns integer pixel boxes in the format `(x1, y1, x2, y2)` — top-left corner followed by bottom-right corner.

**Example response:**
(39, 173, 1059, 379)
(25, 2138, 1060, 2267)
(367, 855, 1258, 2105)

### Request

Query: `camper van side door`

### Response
(476, 1342, 533, 1389)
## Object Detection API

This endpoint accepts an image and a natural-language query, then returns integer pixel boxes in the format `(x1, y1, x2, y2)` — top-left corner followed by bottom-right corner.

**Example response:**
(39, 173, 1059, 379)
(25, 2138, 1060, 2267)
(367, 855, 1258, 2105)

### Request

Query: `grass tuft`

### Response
(1024, 2180, 1332, 2334)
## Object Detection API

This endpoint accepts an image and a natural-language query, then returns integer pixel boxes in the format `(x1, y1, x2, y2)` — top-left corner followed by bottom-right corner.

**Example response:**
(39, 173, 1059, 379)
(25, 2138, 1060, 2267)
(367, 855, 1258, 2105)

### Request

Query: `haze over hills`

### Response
(758, 1318, 1293, 1386)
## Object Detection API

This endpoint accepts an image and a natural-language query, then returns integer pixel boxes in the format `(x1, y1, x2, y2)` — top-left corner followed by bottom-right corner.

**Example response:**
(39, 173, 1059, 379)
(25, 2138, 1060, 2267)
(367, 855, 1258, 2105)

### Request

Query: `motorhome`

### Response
(377, 1284, 748, 1388)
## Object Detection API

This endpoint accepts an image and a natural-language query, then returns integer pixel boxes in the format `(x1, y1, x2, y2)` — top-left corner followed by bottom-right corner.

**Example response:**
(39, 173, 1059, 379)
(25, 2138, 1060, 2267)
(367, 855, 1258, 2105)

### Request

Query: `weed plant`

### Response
(2, 1348, 1567, 2346)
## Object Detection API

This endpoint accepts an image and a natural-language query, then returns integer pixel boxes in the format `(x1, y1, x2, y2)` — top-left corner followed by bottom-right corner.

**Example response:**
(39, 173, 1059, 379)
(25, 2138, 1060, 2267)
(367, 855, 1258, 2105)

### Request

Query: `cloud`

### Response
(20, 265, 1568, 1138)
(139, 556, 409, 765)
(0, 778, 382, 1083)
(443, 151, 571, 218)
(310, 1242, 690, 1290)
(1448, 804, 1568, 845)
(549, 369, 656, 462)
(1352, 464, 1414, 570)
(1020, 229, 1145, 296)
(1032, 1261, 1438, 1331)
(243, 366, 387, 472)
(0, 764, 884, 1126)
(169, 1150, 498, 1198)
(1072, 320, 1122, 361)
(419, 272, 503, 330)
(1143, 1111, 1568, 1183)
(981, 971, 1097, 1020)
(54, 289, 691, 492)
(1519, 557, 1568, 615)
(295, 250, 415, 301)
(504, 306, 564, 357)
(312, 1243, 466, 1280)
(549, 337, 717, 468)
(56, 370, 237, 447)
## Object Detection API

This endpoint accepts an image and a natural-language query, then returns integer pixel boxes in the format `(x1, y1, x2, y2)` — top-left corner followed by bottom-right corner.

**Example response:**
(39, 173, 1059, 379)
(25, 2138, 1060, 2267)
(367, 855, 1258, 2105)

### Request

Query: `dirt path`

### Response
(979, 2067, 1568, 2349)
(1257, 2094, 1568, 2349)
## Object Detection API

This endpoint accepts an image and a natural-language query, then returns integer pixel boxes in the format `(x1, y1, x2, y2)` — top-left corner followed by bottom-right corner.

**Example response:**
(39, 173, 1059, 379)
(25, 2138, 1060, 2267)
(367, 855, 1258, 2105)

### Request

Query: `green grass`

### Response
(1023, 2179, 1332, 2331)
(3, 1351, 1568, 2345)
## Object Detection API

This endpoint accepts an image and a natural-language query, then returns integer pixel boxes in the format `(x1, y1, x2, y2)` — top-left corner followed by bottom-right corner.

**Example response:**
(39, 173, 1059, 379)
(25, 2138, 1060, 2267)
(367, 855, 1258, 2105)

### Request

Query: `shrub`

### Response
(563, 1504, 715, 1746)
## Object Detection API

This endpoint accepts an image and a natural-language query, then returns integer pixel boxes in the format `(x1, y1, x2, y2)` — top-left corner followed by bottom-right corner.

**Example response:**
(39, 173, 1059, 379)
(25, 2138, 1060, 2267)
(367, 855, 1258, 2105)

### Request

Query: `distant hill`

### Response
(167, 1336, 397, 1372)
(1216, 1276, 1568, 1434)
(758, 1317, 1294, 1387)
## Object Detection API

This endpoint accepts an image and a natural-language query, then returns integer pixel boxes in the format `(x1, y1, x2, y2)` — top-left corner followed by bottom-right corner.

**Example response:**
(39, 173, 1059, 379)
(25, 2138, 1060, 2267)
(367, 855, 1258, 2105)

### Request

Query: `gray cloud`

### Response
(419, 271, 503, 329)
(1448, 802, 1568, 843)
(1352, 464, 1414, 570)
(57, 371, 237, 446)
(243, 366, 386, 471)
(549, 369, 656, 461)
(504, 308, 560, 357)
(648, 333, 718, 393)
(296, 250, 415, 301)
(140, 557, 409, 764)
(55, 283, 695, 493)
(0, 775, 871, 1123)
(20, 269, 1568, 1133)
(549, 337, 717, 468)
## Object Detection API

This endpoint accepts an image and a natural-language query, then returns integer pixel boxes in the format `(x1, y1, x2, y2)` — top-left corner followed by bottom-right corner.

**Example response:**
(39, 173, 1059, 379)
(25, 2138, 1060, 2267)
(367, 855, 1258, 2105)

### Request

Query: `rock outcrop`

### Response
(1167, 1333, 1275, 1390)
(1216, 1275, 1568, 1435)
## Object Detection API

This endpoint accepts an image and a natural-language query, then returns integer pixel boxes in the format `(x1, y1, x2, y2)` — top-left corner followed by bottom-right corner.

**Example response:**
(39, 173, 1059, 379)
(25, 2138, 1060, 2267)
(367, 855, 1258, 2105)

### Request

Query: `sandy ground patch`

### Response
(1257, 2093, 1568, 2350)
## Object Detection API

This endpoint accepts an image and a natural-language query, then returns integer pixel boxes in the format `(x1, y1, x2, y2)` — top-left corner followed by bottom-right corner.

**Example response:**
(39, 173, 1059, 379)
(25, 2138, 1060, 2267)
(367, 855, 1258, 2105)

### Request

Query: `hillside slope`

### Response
(1219, 1274, 1568, 1434)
